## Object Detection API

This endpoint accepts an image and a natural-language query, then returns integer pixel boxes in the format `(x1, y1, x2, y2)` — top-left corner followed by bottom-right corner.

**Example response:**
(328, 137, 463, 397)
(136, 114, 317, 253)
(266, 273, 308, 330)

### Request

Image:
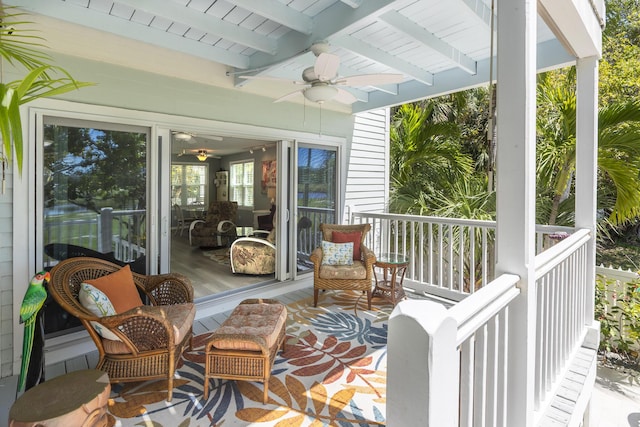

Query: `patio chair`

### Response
(310, 223, 376, 309)
(230, 224, 276, 275)
(189, 201, 238, 247)
(48, 257, 195, 402)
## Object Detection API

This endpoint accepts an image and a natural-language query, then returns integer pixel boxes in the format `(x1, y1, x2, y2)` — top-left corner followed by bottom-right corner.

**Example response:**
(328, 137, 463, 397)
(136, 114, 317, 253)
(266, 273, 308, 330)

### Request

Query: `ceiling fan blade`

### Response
(334, 88, 358, 104)
(314, 52, 340, 81)
(239, 75, 305, 85)
(335, 73, 404, 87)
(197, 133, 224, 141)
(274, 90, 304, 103)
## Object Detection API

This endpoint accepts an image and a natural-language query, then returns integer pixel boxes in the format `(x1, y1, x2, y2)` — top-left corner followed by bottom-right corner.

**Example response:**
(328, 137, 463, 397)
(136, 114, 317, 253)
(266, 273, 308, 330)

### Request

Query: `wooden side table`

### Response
(373, 253, 409, 305)
(9, 369, 111, 427)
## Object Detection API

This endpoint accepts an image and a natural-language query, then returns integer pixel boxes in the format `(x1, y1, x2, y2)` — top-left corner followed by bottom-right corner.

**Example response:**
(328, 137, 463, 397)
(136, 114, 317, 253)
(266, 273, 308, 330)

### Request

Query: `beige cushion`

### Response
(102, 303, 195, 354)
(210, 301, 287, 352)
(319, 260, 367, 280)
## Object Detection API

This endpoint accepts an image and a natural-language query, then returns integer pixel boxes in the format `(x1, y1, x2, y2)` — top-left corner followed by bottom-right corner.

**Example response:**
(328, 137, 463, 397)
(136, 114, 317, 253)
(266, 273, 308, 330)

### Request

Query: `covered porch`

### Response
(2, 0, 605, 425)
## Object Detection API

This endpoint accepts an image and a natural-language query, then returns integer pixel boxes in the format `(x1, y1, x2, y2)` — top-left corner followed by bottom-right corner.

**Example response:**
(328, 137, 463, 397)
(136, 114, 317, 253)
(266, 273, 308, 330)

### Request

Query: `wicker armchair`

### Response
(48, 257, 195, 401)
(310, 223, 376, 309)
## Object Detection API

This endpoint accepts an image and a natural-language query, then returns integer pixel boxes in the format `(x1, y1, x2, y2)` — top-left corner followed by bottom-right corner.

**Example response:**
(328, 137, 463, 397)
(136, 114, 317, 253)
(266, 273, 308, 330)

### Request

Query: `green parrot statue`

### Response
(17, 271, 50, 393)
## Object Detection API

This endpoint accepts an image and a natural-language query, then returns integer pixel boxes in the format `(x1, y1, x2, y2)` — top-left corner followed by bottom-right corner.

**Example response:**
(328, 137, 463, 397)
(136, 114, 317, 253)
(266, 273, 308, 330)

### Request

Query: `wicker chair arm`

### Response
(99, 306, 175, 353)
(361, 244, 376, 263)
(141, 273, 194, 305)
(309, 247, 323, 265)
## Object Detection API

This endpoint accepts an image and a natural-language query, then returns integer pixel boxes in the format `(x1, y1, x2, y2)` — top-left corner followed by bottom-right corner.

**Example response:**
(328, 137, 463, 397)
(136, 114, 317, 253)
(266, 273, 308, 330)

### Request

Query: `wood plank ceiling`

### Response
(5, 0, 571, 113)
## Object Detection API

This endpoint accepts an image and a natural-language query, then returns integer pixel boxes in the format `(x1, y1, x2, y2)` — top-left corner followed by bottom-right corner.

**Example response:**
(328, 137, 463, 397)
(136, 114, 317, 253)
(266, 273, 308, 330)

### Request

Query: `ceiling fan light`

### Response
(175, 132, 192, 141)
(196, 150, 208, 161)
(304, 85, 338, 103)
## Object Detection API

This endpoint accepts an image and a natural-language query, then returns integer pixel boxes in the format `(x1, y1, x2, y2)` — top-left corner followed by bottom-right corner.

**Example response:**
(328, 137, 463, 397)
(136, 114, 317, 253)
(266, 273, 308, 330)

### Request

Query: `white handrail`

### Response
(534, 228, 591, 278)
(449, 273, 520, 346)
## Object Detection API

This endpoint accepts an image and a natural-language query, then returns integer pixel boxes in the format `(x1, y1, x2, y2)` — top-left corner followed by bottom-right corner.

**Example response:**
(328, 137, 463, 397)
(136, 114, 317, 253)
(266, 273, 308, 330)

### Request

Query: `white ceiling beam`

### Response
(4, 0, 250, 68)
(335, 36, 434, 85)
(340, 0, 364, 7)
(538, 0, 603, 58)
(239, 0, 410, 75)
(353, 38, 574, 113)
(459, 0, 495, 28)
(368, 84, 399, 95)
(380, 10, 476, 75)
(232, 0, 313, 35)
(116, 0, 277, 54)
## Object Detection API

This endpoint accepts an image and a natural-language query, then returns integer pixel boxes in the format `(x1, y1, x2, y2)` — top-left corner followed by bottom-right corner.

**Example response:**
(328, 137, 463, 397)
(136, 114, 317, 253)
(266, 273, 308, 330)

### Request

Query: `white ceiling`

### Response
(6, 0, 572, 114)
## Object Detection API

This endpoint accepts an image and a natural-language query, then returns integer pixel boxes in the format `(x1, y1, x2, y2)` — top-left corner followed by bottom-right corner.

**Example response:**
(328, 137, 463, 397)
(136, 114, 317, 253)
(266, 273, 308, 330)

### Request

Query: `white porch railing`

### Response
(44, 207, 146, 265)
(297, 206, 335, 258)
(351, 211, 573, 299)
(387, 227, 595, 426)
(533, 228, 592, 412)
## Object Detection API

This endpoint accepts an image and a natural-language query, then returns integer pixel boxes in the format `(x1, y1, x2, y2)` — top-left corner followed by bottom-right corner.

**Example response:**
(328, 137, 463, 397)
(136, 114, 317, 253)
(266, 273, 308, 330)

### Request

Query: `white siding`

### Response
(0, 154, 13, 378)
(344, 109, 390, 218)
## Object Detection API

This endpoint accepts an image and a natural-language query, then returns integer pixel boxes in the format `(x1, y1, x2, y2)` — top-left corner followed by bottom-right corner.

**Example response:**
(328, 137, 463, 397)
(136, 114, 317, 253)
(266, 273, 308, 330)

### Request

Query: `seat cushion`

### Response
(102, 303, 195, 354)
(210, 301, 287, 352)
(319, 260, 367, 280)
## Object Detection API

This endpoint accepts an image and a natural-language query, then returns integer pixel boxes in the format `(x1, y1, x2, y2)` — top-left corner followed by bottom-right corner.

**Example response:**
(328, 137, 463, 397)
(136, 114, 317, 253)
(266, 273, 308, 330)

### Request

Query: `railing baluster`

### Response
(459, 338, 474, 427)
(349, 212, 577, 302)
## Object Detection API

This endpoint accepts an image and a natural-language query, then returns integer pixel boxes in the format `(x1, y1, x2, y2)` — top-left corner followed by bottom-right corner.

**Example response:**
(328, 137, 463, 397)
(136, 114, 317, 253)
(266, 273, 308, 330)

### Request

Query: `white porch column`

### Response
(575, 56, 599, 323)
(495, 0, 537, 425)
(386, 301, 458, 426)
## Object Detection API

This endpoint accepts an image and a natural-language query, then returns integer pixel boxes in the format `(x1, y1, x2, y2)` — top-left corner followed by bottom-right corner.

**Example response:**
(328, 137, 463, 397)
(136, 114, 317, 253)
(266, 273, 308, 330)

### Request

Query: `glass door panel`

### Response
(296, 146, 337, 273)
(41, 118, 148, 337)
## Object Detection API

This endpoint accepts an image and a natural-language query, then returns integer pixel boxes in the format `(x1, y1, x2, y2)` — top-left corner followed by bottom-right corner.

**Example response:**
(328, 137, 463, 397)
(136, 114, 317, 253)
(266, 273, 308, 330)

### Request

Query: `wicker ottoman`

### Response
(204, 299, 287, 404)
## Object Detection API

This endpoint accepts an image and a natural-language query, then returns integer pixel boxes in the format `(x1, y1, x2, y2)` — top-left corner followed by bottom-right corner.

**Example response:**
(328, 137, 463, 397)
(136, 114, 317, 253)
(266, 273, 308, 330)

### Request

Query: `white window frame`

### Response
(171, 162, 209, 207)
(229, 160, 254, 209)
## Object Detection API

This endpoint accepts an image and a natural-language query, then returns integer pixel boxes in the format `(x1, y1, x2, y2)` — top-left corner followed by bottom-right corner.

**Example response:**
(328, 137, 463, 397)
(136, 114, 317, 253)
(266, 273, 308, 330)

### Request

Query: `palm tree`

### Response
(389, 100, 475, 214)
(536, 69, 640, 227)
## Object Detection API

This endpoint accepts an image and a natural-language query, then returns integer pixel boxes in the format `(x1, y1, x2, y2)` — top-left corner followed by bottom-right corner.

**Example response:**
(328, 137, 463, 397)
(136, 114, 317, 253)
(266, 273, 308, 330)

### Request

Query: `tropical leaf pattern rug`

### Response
(106, 291, 393, 426)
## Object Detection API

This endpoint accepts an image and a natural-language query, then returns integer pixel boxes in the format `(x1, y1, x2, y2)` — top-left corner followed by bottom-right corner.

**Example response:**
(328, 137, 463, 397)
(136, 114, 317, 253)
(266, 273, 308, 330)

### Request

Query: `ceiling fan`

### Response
(177, 149, 220, 161)
(240, 42, 404, 105)
(171, 131, 223, 142)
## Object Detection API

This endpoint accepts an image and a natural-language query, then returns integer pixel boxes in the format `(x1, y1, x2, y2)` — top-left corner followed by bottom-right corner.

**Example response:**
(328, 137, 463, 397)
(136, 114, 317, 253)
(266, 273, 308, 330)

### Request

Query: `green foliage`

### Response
(43, 126, 147, 211)
(0, 6, 93, 174)
(600, 0, 640, 105)
(596, 274, 640, 356)
(536, 68, 640, 227)
(390, 95, 494, 218)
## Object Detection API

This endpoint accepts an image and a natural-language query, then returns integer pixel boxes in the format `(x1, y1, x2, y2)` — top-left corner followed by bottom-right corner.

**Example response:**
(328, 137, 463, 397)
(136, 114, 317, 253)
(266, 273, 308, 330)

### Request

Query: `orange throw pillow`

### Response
(85, 265, 143, 313)
(332, 231, 362, 260)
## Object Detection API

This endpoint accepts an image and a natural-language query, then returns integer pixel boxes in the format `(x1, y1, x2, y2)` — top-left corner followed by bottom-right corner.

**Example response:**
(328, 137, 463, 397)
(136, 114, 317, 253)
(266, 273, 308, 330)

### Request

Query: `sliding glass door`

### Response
(296, 145, 338, 273)
(40, 117, 149, 336)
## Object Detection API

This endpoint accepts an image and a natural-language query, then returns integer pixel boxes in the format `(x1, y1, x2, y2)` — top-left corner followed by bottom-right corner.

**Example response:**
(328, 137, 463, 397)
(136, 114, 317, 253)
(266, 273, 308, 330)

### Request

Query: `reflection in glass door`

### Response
(296, 146, 337, 273)
(40, 118, 148, 336)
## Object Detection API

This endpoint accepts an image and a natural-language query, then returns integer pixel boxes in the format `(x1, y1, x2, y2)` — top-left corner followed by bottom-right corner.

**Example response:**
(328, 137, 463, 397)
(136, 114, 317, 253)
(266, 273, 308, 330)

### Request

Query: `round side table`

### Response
(9, 369, 111, 427)
(372, 253, 409, 305)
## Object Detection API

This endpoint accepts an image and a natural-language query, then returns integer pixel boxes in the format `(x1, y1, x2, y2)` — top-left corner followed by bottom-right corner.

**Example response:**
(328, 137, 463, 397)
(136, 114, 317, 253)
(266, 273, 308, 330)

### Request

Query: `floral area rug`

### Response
(106, 292, 393, 426)
(203, 248, 230, 266)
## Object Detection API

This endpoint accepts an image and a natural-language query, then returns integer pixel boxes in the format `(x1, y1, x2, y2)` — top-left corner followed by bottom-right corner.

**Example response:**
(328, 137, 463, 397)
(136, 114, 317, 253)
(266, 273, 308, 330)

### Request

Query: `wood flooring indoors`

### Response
(170, 231, 273, 299)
